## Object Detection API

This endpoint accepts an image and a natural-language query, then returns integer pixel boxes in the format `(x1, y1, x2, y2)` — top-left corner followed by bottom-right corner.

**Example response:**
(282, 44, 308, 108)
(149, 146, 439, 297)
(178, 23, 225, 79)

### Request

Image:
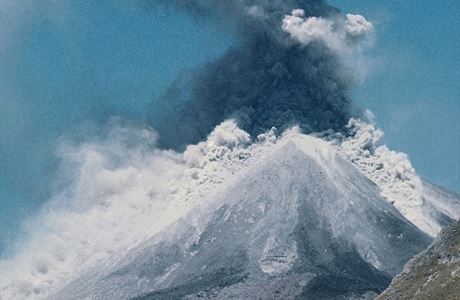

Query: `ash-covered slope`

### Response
(3, 122, 459, 300)
(49, 134, 434, 300)
(421, 181, 460, 230)
(376, 221, 460, 300)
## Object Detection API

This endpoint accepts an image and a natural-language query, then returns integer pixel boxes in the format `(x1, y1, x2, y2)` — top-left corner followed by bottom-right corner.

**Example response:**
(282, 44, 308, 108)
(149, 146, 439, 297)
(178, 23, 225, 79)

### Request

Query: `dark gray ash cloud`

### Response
(148, 0, 362, 149)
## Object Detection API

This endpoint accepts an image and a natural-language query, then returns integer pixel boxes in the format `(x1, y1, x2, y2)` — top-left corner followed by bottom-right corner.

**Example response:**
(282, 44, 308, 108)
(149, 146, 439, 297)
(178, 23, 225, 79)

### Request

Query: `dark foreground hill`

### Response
(377, 221, 460, 300)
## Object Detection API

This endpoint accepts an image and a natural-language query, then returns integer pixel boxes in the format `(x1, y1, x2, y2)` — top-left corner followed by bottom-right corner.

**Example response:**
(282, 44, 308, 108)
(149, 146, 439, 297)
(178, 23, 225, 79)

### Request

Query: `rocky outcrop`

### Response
(376, 221, 460, 300)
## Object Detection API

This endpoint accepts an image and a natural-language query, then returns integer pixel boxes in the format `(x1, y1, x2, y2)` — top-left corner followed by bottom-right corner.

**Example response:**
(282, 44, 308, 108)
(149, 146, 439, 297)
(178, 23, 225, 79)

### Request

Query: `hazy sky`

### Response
(1, 0, 459, 253)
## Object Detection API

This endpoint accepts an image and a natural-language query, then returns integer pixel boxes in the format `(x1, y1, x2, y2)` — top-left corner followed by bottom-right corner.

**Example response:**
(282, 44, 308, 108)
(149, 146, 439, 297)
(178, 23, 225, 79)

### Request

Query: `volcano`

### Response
(45, 125, 459, 300)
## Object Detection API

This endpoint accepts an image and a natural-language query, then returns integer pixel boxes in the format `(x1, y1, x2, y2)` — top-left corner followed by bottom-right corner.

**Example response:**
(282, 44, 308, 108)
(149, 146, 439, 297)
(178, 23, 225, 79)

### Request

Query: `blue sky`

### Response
(329, 0, 460, 193)
(1, 0, 459, 253)
(0, 1, 232, 252)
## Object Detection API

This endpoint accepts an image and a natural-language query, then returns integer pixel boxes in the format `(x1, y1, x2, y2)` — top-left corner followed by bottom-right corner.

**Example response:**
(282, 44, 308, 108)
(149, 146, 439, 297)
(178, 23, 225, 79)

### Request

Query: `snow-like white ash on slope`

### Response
(1, 119, 457, 299)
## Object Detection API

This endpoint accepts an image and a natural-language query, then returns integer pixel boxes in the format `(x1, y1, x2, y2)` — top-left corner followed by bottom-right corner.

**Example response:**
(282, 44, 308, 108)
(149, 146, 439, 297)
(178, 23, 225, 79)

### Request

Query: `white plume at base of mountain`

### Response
(45, 122, 440, 299)
(1, 119, 458, 300)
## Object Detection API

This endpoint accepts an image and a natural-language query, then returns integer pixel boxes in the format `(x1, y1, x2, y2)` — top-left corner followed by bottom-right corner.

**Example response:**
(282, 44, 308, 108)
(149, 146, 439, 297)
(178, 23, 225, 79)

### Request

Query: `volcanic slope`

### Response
(50, 132, 448, 300)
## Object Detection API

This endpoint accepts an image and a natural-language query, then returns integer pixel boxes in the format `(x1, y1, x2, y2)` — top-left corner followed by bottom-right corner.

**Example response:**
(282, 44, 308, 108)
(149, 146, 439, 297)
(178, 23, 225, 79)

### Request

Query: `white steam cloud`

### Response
(3, 117, 457, 299)
(282, 9, 374, 81)
(282, 9, 373, 53)
(2, 2, 457, 299)
(0, 120, 258, 299)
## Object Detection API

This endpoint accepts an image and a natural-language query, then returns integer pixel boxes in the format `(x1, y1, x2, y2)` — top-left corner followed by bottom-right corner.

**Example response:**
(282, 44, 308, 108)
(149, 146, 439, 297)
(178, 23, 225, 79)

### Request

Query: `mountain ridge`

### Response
(3, 121, 459, 299)
(49, 138, 434, 299)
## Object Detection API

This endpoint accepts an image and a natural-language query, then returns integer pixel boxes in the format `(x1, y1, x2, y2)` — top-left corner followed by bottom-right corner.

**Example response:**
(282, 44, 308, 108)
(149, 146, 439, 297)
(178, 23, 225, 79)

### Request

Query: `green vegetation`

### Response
(377, 222, 460, 300)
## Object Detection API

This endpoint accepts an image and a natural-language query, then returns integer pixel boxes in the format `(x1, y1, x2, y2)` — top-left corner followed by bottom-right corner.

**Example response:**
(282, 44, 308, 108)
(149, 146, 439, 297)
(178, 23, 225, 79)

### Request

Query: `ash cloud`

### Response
(149, 0, 368, 149)
(282, 10, 373, 53)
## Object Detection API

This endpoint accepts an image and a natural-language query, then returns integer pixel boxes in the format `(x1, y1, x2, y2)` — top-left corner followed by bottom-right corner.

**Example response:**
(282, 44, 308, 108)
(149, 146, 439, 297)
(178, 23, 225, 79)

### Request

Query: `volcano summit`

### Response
(1, 1, 459, 299)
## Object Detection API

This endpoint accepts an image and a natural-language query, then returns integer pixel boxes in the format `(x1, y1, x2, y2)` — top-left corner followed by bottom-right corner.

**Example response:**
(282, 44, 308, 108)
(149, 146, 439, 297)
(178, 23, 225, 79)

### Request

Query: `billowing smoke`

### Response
(149, 0, 373, 149)
(1, 1, 378, 299)
(0, 119, 268, 299)
(282, 10, 373, 54)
